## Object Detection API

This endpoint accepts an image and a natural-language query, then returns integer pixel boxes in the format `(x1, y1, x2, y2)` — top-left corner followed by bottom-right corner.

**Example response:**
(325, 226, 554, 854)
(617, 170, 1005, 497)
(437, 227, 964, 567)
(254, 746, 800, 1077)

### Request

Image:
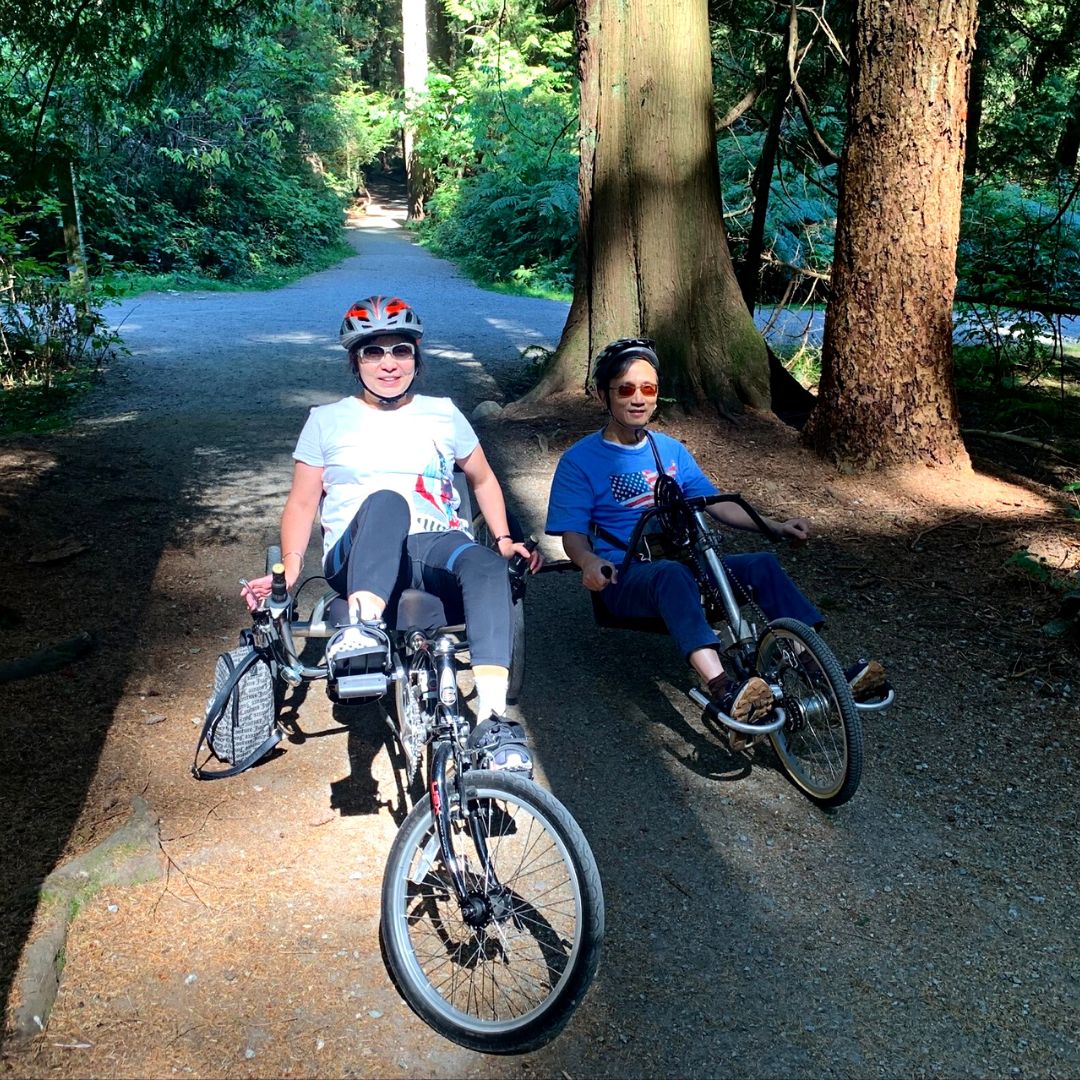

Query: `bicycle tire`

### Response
(756, 618, 864, 807)
(380, 770, 604, 1053)
(507, 599, 526, 703)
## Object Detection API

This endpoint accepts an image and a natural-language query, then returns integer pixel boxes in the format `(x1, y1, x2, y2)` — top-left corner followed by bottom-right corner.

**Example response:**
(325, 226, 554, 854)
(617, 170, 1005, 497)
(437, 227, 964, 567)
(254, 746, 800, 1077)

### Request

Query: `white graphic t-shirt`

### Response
(293, 395, 480, 560)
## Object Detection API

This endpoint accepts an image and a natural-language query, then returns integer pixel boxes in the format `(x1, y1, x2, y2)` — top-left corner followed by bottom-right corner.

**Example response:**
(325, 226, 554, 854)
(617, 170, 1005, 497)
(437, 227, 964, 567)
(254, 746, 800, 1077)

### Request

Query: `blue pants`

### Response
(599, 552, 822, 661)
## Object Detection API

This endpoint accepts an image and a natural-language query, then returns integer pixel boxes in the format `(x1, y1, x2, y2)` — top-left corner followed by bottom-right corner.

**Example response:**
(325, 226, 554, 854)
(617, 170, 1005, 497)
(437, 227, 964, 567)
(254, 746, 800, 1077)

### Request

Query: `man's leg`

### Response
(724, 553, 886, 698)
(601, 562, 773, 723)
(722, 552, 823, 627)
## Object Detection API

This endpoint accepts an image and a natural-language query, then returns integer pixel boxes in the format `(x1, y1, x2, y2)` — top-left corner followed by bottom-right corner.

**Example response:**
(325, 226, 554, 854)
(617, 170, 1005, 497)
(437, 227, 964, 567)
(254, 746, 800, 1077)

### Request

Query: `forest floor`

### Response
(2, 189, 1080, 1079)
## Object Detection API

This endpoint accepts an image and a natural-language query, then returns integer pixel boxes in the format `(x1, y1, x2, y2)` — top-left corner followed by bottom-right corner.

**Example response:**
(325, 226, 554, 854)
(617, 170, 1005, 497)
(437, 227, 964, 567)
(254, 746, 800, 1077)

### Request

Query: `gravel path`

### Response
(3, 201, 1080, 1079)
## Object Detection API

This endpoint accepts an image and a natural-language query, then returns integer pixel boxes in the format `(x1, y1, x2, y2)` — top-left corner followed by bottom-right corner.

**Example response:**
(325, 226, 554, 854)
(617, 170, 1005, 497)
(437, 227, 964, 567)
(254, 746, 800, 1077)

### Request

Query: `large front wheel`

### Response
(381, 771, 604, 1053)
(756, 618, 864, 807)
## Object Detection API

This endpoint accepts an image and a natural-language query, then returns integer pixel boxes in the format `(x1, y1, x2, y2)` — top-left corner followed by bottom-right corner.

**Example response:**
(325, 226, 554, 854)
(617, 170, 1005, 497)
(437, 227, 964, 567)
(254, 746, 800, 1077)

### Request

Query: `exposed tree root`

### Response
(9, 798, 162, 1042)
(0, 632, 93, 685)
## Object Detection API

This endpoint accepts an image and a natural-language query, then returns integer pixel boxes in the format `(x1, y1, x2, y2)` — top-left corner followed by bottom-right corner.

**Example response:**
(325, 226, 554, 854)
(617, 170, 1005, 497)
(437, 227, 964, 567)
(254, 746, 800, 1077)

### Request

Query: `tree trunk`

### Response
(523, 0, 769, 409)
(402, 0, 428, 220)
(738, 4, 795, 315)
(964, 19, 987, 176)
(1056, 74, 1080, 172)
(429, 0, 453, 70)
(804, 0, 977, 470)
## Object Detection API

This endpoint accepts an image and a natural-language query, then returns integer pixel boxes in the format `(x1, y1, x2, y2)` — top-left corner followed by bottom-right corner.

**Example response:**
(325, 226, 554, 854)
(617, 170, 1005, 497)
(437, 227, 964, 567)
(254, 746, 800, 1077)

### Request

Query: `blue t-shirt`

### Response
(545, 430, 718, 562)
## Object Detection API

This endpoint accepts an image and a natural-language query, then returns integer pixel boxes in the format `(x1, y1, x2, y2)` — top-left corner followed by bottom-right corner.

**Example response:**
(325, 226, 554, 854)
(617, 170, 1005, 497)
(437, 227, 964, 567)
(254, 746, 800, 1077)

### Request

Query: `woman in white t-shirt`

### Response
(242, 296, 540, 735)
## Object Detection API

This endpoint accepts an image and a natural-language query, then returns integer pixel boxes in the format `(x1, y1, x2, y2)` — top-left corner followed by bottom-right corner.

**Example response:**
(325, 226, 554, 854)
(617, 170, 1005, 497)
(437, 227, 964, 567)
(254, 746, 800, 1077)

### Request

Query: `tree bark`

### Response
(402, 0, 428, 220)
(804, 0, 977, 470)
(522, 0, 769, 409)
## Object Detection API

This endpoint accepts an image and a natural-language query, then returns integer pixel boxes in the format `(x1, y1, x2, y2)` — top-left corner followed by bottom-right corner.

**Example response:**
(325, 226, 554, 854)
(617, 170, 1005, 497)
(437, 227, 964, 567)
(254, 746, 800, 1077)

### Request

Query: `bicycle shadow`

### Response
(329, 699, 423, 824)
(633, 675, 754, 785)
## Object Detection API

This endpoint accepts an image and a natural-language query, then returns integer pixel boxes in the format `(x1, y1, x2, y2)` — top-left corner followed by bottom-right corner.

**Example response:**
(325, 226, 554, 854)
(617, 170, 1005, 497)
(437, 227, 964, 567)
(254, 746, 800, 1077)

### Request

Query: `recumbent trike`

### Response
(541, 484, 893, 808)
(193, 472, 604, 1054)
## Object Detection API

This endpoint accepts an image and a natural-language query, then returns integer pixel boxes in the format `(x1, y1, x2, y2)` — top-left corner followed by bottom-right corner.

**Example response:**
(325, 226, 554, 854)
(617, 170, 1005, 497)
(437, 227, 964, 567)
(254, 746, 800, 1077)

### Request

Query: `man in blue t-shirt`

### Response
(545, 338, 884, 735)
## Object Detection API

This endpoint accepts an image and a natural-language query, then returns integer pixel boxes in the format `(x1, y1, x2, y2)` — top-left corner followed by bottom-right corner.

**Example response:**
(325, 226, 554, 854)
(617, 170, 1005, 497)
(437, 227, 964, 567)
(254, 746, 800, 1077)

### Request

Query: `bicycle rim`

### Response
(381, 772, 599, 1051)
(757, 619, 863, 806)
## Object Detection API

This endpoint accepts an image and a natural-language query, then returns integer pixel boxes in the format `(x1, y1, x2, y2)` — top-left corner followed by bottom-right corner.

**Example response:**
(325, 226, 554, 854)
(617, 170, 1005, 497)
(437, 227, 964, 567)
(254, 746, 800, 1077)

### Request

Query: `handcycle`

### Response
(542, 486, 892, 808)
(197, 487, 604, 1053)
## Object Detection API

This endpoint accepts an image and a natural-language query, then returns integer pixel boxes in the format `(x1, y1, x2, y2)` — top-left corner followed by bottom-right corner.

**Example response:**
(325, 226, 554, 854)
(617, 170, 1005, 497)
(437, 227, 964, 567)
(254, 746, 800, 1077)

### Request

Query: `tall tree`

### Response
(524, 0, 769, 409)
(805, 0, 978, 469)
(402, 0, 429, 219)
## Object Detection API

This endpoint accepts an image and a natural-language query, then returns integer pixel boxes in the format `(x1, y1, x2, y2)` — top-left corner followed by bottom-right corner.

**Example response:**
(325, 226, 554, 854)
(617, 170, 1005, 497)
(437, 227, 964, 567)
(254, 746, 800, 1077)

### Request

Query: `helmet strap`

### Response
(356, 368, 416, 408)
(601, 390, 652, 443)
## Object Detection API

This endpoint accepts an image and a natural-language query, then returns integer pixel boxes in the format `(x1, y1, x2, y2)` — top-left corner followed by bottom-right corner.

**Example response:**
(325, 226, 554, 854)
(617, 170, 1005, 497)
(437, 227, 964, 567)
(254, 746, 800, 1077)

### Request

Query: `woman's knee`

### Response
(357, 489, 410, 527)
(454, 543, 508, 585)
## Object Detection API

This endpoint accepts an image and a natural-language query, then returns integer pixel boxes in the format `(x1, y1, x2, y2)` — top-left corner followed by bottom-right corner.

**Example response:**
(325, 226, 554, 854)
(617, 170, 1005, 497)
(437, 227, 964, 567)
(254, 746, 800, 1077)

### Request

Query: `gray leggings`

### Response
(324, 490, 513, 668)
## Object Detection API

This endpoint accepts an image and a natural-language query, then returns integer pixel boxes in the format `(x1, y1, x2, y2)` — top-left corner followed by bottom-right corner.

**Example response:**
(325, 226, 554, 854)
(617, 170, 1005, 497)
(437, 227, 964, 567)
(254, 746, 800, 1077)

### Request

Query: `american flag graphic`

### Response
(610, 463, 677, 509)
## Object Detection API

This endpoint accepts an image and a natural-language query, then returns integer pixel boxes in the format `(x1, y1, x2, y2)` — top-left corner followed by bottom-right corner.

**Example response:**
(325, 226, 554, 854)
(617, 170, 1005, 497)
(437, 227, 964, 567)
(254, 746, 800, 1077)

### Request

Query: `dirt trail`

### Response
(3, 195, 1080, 1079)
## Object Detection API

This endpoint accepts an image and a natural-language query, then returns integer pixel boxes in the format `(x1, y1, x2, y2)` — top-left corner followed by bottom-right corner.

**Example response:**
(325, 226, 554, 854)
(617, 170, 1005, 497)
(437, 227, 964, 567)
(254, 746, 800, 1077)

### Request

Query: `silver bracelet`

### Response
(283, 550, 306, 570)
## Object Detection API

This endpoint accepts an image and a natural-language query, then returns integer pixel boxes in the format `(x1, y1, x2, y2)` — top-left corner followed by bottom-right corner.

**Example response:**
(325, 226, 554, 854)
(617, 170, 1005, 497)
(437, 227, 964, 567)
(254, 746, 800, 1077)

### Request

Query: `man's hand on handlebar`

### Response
(776, 517, 811, 544)
(581, 554, 617, 591)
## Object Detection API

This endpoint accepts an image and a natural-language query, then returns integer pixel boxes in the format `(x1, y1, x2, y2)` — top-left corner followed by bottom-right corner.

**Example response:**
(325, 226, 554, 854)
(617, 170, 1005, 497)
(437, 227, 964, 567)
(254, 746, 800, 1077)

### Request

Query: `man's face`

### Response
(604, 358, 659, 428)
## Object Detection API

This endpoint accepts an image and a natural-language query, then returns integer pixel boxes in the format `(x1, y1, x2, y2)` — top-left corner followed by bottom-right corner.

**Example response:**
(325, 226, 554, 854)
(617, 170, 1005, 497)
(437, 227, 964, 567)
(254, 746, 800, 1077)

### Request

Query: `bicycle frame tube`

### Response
(692, 509, 754, 642)
(429, 741, 470, 900)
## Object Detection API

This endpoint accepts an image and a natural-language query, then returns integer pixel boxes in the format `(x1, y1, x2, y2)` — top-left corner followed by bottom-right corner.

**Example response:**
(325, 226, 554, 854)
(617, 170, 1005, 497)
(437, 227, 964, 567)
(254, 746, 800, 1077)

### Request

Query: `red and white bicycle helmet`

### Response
(340, 295, 424, 351)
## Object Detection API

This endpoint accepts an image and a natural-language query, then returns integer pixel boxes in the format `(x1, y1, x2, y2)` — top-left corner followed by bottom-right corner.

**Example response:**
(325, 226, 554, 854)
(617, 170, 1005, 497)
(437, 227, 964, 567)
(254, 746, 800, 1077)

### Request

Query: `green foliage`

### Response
(717, 132, 838, 286)
(0, 0, 397, 288)
(408, 0, 578, 295)
(958, 180, 1080, 305)
(0, 205, 121, 395)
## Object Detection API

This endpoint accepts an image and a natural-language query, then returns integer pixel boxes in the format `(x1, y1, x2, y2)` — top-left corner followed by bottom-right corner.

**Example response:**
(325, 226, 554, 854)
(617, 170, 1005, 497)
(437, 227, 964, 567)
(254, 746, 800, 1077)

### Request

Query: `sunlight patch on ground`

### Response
(426, 347, 476, 361)
(249, 332, 330, 345)
(76, 411, 141, 426)
(285, 390, 344, 409)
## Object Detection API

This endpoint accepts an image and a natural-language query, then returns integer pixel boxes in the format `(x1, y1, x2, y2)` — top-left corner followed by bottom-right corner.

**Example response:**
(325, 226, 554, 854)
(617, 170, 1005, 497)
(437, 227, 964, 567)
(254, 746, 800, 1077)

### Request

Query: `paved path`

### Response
(9, 204, 1075, 1079)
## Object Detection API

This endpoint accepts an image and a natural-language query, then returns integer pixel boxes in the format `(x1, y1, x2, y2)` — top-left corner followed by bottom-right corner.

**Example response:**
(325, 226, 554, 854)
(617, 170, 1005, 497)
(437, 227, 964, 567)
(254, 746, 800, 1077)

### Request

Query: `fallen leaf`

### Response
(143, 714, 167, 725)
(308, 812, 336, 827)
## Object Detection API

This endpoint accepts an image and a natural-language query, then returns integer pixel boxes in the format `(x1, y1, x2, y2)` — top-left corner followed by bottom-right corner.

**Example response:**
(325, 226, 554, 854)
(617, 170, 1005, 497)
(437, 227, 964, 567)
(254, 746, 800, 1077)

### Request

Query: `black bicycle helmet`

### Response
(592, 337, 660, 395)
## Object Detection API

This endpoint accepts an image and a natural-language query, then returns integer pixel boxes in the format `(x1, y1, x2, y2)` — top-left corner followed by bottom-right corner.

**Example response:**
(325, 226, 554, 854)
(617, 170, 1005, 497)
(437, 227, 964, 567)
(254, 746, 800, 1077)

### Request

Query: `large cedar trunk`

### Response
(805, 0, 977, 470)
(523, 0, 769, 409)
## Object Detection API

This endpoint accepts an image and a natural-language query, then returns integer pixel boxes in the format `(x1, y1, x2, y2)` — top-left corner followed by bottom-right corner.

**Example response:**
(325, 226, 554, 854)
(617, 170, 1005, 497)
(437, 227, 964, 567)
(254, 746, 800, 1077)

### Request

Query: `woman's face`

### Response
(355, 333, 417, 399)
(604, 358, 659, 428)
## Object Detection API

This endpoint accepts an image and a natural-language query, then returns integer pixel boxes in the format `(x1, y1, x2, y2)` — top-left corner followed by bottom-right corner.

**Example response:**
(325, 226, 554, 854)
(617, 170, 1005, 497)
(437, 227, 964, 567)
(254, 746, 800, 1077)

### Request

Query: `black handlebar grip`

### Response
(270, 562, 288, 603)
(507, 536, 539, 579)
(601, 564, 613, 579)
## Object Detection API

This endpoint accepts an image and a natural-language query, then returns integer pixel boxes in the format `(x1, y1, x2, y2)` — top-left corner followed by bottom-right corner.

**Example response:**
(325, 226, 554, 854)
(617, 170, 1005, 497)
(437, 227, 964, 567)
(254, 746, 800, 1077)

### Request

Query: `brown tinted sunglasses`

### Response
(614, 381, 658, 399)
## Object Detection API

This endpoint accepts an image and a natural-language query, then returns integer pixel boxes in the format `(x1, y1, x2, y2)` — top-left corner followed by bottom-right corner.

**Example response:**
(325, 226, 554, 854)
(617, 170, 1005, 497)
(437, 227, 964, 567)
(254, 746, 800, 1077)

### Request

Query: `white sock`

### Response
(474, 674, 508, 720)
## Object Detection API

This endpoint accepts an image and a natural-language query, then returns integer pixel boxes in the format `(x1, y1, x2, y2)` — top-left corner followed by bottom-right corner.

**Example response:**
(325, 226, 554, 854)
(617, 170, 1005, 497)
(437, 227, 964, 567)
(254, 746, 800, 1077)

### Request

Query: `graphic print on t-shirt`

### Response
(609, 461, 677, 509)
(412, 444, 467, 534)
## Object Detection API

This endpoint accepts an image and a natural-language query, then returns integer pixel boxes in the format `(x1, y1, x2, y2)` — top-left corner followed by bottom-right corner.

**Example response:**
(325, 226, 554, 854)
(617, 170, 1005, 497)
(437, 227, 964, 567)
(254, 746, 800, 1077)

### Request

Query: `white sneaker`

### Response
(326, 625, 379, 664)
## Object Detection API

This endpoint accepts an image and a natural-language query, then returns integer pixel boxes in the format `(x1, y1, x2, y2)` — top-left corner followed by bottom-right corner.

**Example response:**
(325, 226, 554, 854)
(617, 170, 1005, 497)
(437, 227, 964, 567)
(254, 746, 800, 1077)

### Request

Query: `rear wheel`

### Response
(755, 618, 864, 807)
(380, 771, 604, 1053)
